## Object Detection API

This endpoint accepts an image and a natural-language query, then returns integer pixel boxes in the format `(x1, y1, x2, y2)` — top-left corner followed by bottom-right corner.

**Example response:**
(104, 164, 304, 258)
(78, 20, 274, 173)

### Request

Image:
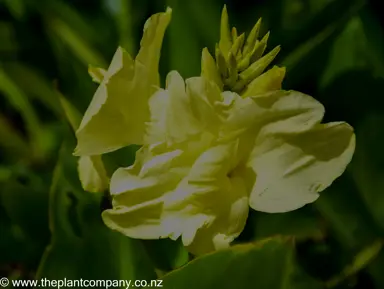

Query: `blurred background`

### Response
(1, 0, 384, 288)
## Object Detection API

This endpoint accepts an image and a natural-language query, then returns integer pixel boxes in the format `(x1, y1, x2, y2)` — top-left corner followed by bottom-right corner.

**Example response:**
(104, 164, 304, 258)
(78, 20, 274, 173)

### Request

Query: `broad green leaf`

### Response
(157, 237, 321, 288)
(36, 143, 156, 281)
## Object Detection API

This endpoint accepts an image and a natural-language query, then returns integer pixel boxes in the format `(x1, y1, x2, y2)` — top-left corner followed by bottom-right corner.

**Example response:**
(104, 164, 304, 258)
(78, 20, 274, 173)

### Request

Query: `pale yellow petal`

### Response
(247, 122, 355, 213)
(102, 199, 167, 239)
(145, 71, 201, 146)
(220, 90, 325, 142)
(163, 142, 249, 255)
(78, 156, 109, 193)
(102, 145, 188, 240)
(136, 7, 172, 86)
(75, 8, 171, 156)
(186, 77, 225, 135)
(75, 48, 151, 155)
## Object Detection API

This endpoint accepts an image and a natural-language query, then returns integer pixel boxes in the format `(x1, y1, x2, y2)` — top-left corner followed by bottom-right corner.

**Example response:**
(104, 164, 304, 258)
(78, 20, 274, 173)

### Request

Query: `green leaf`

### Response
(42, 0, 108, 50)
(320, 10, 384, 89)
(157, 237, 321, 289)
(3, 0, 26, 19)
(57, 93, 82, 132)
(2, 63, 62, 117)
(45, 17, 106, 67)
(326, 240, 383, 288)
(36, 143, 156, 281)
(0, 67, 41, 141)
(280, 0, 366, 87)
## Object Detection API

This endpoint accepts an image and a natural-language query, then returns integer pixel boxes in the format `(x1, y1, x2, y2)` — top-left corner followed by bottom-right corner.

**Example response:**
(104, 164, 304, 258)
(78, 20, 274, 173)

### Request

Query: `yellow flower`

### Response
(101, 71, 355, 255)
(75, 7, 355, 255)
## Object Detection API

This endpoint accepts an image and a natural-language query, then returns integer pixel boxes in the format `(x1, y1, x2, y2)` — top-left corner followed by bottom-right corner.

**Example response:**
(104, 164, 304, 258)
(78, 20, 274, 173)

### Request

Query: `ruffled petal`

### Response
(146, 71, 202, 146)
(102, 200, 166, 239)
(163, 142, 249, 255)
(186, 77, 224, 135)
(247, 122, 355, 213)
(102, 145, 186, 239)
(220, 90, 325, 142)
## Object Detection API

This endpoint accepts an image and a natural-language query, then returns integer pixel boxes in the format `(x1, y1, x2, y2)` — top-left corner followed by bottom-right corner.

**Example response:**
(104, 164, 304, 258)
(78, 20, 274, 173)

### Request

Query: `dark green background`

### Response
(1, 0, 384, 288)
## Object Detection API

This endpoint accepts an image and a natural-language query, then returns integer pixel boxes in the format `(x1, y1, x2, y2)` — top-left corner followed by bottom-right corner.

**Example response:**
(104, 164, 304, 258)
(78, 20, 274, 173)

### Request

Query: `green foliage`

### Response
(1, 0, 384, 288)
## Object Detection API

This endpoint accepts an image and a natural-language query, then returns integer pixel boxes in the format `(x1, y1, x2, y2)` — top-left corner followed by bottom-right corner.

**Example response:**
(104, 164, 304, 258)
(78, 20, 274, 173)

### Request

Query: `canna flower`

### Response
(75, 7, 355, 255)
